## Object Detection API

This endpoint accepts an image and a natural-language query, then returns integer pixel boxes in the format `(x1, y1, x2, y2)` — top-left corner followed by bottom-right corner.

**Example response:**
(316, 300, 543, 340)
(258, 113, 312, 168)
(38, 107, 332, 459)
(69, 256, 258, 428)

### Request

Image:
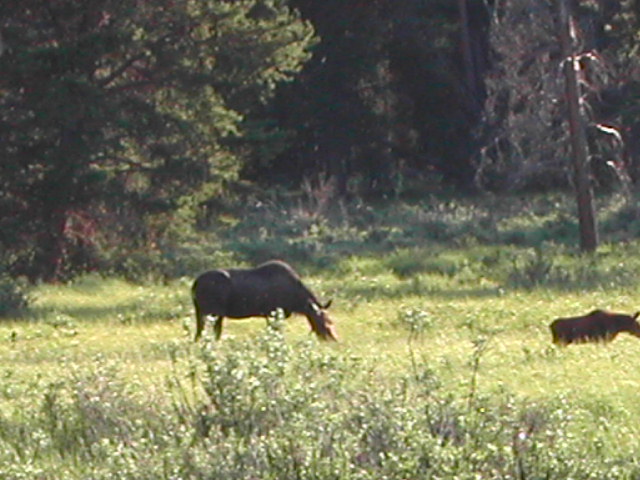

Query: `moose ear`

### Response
(634, 312, 640, 320)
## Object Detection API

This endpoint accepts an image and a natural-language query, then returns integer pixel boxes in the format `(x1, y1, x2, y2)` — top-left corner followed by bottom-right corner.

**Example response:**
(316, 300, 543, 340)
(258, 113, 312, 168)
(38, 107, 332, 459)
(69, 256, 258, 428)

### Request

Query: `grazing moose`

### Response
(549, 309, 640, 345)
(192, 260, 338, 341)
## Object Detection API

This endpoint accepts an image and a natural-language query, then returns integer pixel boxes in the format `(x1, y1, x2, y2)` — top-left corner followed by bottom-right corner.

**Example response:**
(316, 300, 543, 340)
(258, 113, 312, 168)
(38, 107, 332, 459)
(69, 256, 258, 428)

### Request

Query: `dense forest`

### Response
(2, 0, 640, 283)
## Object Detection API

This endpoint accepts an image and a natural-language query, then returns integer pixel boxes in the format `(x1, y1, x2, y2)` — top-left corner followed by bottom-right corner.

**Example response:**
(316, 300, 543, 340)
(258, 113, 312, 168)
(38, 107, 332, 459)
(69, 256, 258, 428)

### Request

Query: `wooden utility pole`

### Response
(558, 0, 598, 252)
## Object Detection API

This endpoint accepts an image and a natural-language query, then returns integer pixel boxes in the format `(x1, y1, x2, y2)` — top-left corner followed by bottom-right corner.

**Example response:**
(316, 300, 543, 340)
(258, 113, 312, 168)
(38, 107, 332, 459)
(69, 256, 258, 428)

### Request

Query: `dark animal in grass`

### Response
(192, 260, 338, 341)
(549, 310, 640, 345)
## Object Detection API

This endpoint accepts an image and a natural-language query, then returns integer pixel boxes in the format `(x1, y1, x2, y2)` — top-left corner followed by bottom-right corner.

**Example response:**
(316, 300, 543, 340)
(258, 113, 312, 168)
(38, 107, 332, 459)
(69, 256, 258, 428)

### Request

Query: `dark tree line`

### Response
(2, 0, 640, 280)
(260, 0, 490, 194)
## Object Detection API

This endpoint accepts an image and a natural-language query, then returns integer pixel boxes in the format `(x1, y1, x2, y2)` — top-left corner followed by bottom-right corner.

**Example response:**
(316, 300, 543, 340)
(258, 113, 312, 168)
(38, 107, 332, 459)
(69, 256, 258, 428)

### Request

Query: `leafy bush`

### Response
(0, 272, 29, 317)
(103, 235, 237, 282)
(507, 247, 556, 288)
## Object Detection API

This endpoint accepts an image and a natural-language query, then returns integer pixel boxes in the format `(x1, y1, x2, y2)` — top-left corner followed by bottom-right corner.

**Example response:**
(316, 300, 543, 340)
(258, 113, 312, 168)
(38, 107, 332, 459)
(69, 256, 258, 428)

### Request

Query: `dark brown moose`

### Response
(192, 260, 338, 341)
(549, 309, 640, 345)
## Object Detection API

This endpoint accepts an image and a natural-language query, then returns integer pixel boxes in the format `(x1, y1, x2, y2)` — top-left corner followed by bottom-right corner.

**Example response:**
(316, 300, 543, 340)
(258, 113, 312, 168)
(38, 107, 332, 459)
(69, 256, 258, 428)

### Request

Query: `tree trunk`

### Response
(458, 0, 479, 101)
(37, 125, 80, 281)
(42, 211, 68, 282)
(557, 0, 598, 252)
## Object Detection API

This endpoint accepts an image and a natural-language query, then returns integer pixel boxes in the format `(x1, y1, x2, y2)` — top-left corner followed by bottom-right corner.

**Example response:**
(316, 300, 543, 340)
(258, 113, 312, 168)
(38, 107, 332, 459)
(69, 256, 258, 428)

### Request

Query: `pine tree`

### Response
(0, 0, 315, 280)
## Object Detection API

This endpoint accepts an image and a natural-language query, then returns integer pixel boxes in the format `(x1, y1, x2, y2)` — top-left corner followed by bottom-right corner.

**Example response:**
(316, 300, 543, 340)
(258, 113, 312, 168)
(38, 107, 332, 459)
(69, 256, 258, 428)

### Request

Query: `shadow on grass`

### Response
(338, 282, 505, 302)
(29, 301, 187, 324)
(336, 271, 640, 303)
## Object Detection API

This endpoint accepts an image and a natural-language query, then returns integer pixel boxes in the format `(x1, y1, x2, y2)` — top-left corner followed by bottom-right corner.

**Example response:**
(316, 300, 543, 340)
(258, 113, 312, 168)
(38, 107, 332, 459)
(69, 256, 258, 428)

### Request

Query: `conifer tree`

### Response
(0, 0, 314, 280)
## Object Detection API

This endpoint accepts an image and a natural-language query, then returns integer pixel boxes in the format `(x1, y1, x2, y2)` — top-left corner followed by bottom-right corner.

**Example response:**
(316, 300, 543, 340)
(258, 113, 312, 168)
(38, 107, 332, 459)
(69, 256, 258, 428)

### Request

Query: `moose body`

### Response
(192, 260, 337, 341)
(550, 309, 640, 345)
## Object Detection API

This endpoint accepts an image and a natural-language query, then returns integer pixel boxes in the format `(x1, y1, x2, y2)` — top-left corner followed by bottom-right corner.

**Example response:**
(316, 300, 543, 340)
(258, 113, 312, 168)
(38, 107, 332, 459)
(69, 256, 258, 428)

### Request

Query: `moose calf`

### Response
(549, 309, 640, 345)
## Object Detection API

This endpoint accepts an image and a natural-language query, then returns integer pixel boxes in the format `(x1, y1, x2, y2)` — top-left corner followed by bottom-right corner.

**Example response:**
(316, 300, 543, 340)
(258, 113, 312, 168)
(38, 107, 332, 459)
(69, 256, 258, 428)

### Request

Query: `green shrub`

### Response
(507, 247, 556, 288)
(104, 235, 237, 282)
(502, 245, 640, 291)
(0, 273, 29, 317)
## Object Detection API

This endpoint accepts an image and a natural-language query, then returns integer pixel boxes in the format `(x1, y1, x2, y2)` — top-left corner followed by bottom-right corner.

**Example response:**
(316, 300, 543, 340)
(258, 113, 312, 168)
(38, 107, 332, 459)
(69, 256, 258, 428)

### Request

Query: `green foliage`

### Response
(387, 248, 464, 279)
(506, 246, 556, 288)
(166, 193, 640, 293)
(0, 257, 29, 317)
(102, 233, 237, 282)
(0, 273, 29, 317)
(0, 0, 316, 281)
(3, 0, 640, 283)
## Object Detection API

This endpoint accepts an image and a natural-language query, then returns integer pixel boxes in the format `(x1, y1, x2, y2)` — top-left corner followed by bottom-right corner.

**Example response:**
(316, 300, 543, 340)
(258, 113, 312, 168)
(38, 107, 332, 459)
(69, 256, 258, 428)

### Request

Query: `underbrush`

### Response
(0, 318, 638, 479)
(0, 258, 29, 317)
(96, 191, 640, 293)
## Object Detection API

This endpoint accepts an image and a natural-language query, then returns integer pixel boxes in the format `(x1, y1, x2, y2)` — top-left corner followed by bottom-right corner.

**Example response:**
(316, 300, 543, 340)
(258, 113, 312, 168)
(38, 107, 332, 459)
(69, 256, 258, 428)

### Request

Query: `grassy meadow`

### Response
(3, 193, 640, 478)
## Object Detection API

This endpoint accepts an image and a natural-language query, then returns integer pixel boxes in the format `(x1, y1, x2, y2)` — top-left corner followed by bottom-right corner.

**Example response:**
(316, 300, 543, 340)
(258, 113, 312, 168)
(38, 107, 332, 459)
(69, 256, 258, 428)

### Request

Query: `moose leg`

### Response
(194, 303, 205, 341)
(213, 316, 224, 340)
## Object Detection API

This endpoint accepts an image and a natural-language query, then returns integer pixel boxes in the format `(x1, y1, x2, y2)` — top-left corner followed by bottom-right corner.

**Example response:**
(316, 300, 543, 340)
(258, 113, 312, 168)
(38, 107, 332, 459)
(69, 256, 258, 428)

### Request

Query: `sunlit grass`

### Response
(5, 257, 640, 424)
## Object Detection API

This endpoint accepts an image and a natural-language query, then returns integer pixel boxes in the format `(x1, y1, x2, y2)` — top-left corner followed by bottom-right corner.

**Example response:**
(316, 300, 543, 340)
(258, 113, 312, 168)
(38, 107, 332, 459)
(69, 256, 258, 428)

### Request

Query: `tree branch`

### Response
(96, 53, 147, 88)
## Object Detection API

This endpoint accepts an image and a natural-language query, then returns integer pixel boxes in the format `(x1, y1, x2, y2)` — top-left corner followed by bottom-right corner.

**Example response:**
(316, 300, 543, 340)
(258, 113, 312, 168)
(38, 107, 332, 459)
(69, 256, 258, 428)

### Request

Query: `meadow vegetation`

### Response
(2, 193, 640, 478)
